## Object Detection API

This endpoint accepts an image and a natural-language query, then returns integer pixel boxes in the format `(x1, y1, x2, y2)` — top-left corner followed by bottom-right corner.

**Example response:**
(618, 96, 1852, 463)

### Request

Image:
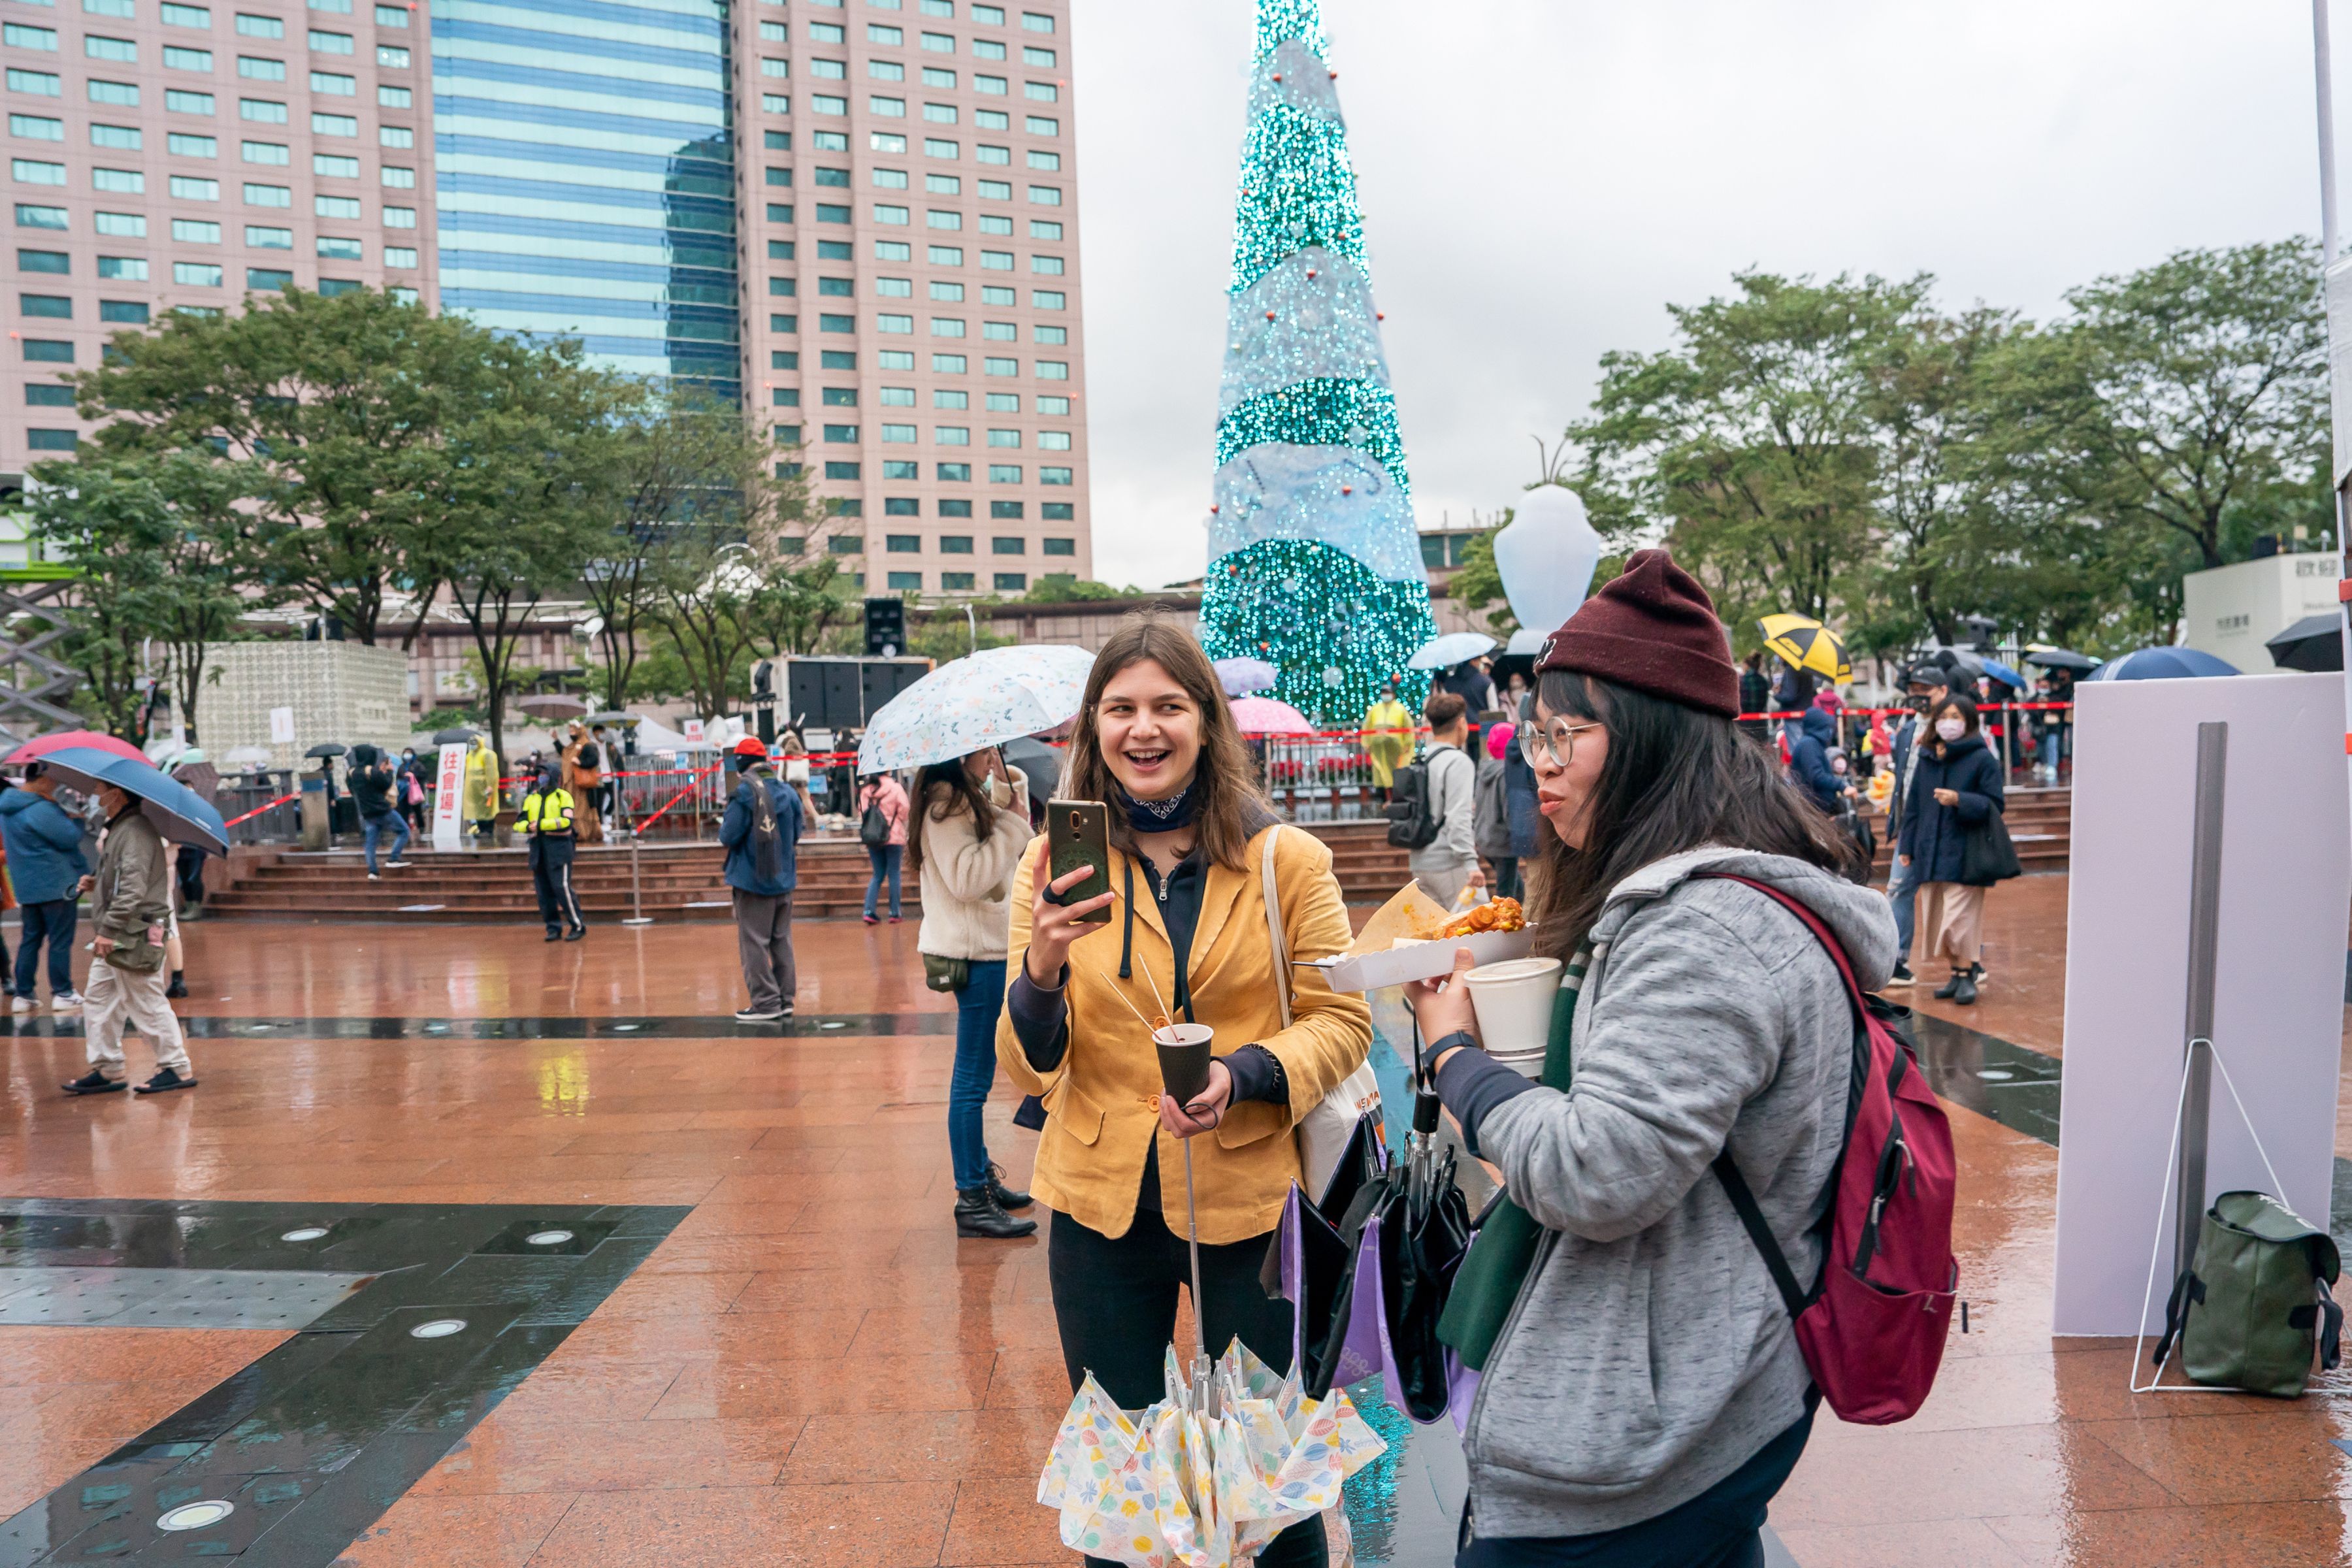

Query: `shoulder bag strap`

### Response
(1261, 825, 1292, 1031)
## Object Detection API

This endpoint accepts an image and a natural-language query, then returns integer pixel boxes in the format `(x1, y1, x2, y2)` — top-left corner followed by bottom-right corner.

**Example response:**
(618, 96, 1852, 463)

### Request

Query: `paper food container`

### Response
(1302, 880, 1537, 993)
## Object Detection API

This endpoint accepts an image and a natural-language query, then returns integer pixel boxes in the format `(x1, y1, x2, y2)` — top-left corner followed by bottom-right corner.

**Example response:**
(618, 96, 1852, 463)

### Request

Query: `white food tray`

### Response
(1301, 927, 1536, 993)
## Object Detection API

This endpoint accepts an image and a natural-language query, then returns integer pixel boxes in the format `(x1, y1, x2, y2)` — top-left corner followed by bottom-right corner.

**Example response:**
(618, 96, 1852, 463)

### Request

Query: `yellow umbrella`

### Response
(1758, 614, 1851, 681)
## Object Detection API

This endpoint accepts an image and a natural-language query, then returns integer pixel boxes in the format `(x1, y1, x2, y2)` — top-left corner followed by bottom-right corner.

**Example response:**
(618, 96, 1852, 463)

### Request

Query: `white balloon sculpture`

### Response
(1494, 486, 1604, 654)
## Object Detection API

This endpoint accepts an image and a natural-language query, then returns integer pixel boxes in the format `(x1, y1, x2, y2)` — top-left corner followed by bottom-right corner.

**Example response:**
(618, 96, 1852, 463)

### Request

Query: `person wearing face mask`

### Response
(911, 743, 1039, 1239)
(998, 616, 1373, 1568)
(1409, 551, 1887, 1567)
(1899, 694, 2003, 1005)
(1880, 662, 1951, 988)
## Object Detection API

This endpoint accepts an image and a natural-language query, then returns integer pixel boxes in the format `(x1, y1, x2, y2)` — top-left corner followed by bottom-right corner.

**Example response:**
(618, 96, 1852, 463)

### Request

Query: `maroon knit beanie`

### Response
(1533, 548, 1740, 718)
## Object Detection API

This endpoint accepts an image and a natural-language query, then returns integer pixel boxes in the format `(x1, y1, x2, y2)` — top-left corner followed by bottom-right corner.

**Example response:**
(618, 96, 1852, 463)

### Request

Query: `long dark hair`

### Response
(904, 755, 994, 879)
(1064, 615, 1266, 870)
(1529, 670, 1860, 959)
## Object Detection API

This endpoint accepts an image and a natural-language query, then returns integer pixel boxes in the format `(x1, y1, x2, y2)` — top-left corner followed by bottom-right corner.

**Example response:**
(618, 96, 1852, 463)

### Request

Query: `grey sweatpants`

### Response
(85, 957, 190, 1077)
(732, 890, 796, 1012)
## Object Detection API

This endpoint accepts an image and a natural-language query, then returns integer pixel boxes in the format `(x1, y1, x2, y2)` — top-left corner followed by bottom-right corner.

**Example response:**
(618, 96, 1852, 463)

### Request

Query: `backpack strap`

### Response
(1695, 872, 1871, 1320)
(1261, 826, 1292, 1032)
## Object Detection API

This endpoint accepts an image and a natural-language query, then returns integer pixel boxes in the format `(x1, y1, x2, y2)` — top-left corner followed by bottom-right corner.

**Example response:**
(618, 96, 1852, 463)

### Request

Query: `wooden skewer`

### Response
(1135, 953, 1175, 1032)
(1092, 970, 1158, 1035)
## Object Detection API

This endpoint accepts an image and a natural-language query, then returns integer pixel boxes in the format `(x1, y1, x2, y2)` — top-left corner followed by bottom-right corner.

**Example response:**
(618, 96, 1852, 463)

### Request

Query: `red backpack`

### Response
(1704, 874, 1959, 1425)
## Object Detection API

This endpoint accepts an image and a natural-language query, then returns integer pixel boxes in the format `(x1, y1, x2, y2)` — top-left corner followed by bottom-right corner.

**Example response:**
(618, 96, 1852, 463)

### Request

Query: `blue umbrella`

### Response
(1980, 658, 2027, 689)
(2081, 647, 2240, 683)
(37, 746, 229, 853)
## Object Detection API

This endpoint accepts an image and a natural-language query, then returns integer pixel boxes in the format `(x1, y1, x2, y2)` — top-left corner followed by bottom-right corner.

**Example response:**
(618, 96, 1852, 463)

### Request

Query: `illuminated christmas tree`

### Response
(1196, 0, 1437, 725)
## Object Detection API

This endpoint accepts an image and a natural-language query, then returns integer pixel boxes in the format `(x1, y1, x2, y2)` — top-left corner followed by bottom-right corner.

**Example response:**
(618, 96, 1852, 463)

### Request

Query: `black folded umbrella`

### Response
(1262, 1112, 1388, 1399)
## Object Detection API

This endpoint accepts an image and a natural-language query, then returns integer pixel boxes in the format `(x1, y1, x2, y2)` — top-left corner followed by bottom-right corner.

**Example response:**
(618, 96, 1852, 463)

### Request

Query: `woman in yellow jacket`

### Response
(998, 617, 1370, 1568)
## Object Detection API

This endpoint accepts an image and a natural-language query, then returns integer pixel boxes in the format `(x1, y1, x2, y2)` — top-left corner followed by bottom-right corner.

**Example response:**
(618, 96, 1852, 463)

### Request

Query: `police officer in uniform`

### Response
(522, 763, 585, 941)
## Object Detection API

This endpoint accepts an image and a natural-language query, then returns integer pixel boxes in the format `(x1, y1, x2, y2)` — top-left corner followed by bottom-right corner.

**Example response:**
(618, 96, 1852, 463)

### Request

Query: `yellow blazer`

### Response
(997, 823, 1373, 1245)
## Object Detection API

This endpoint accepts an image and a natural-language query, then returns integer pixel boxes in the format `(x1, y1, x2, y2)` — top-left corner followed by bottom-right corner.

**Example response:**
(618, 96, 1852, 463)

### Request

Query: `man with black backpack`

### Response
(1393, 689, 1480, 907)
(720, 735, 804, 1022)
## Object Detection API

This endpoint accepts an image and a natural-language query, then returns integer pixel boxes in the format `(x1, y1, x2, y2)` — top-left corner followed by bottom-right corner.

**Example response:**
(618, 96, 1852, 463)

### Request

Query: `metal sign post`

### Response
(2171, 723, 2229, 1279)
(622, 832, 653, 926)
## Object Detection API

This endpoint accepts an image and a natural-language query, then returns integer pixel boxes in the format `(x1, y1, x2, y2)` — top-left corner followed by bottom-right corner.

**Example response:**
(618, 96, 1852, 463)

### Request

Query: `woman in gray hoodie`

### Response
(1413, 550, 1897, 1567)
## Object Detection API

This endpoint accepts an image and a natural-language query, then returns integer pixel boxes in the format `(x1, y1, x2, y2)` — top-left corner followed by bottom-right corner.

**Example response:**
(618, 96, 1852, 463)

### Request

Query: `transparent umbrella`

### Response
(857, 644, 1094, 774)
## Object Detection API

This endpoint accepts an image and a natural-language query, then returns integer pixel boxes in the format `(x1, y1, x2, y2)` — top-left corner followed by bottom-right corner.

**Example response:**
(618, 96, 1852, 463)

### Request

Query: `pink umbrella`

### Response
(1229, 696, 1316, 736)
(5, 730, 149, 766)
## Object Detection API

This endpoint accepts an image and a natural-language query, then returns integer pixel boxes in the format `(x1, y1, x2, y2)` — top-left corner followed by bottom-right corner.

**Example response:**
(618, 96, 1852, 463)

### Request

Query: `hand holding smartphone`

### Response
(1046, 799, 1113, 923)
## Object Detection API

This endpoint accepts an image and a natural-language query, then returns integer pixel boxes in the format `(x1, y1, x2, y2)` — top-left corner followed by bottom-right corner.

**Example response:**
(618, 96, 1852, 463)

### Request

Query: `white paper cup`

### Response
(1464, 956, 1563, 1075)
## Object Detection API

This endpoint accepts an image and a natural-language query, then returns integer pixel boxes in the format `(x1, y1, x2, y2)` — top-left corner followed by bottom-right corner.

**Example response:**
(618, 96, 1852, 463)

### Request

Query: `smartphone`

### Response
(1046, 798, 1113, 924)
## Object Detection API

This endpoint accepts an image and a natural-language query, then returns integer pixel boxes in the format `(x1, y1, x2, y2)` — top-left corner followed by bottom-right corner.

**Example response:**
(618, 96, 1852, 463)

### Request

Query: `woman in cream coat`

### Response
(913, 745, 1039, 1239)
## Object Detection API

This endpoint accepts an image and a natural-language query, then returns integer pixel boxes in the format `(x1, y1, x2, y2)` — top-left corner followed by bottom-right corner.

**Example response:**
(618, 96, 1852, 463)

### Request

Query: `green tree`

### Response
(22, 450, 266, 739)
(1568, 271, 1904, 634)
(409, 336, 629, 760)
(69, 287, 537, 645)
(1024, 574, 1141, 602)
(640, 446, 819, 722)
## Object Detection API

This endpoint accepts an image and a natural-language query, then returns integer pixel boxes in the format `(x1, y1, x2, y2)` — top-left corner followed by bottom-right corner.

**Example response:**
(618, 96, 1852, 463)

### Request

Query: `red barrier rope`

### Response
(221, 792, 298, 828)
(629, 763, 723, 833)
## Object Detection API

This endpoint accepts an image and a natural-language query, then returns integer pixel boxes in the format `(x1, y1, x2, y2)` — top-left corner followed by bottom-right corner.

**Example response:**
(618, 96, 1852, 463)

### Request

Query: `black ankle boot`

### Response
(1934, 969, 1964, 1000)
(165, 972, 187, 1000)
(986, 1161, 1032, 1210)
(955, 1186, 1037, 1239)
(1951, 972, 1978, 1005)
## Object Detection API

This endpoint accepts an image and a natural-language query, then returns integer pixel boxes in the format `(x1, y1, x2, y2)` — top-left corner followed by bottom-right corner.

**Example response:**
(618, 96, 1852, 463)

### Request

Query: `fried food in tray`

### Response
(1433, 896, 1525, 940)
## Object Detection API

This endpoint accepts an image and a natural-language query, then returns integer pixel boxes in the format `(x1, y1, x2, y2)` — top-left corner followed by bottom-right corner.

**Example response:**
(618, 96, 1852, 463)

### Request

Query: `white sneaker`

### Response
(52, 991, 82, 1011)
(9, 994, 30, 1013)
(367, 873, 380, 881)
(383, 860, 410, 870)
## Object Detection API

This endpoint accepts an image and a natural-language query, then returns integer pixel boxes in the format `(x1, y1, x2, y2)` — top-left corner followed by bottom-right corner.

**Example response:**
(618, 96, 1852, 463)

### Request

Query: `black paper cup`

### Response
(1152, 1022, 1215, 1106)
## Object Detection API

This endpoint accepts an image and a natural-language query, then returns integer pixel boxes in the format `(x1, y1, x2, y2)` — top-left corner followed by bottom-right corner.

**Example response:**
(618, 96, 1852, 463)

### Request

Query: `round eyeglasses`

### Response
(1518, 719, 1605, 770)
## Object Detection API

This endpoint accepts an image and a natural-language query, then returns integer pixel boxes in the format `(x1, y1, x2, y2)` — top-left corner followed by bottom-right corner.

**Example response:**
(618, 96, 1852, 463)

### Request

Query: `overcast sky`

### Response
(1065, 0, 2334, 589)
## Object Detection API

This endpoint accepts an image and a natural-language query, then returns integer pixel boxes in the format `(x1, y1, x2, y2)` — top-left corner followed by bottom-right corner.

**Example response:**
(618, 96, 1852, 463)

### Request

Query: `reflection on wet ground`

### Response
(0, 892, 2345, 1565)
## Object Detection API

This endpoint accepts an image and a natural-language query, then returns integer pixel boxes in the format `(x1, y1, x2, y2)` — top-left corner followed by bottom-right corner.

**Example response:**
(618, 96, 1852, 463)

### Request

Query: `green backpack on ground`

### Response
(2155, 1190, 2344, 1398)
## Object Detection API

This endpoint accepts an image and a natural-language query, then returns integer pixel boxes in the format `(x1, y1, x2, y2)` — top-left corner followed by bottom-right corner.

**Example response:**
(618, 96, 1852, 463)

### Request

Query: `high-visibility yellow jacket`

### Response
(522, 785, 575, 836)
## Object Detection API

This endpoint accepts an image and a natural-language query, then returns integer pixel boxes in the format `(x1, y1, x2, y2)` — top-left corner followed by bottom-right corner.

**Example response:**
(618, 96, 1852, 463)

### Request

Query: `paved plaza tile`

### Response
(0, 881, 2345, 1563)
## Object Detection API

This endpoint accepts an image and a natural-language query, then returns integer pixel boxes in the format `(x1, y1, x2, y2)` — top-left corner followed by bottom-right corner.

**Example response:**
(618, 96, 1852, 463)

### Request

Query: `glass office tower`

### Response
(429, 0, 740, 399)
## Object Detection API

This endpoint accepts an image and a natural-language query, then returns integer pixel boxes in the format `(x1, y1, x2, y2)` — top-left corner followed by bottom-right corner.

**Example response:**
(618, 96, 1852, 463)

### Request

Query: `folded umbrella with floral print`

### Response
(1038, 1339, 1384, 1568)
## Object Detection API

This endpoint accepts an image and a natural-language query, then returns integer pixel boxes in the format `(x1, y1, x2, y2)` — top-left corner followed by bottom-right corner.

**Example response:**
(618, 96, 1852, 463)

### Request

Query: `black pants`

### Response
(1049, 1207, 1328, 1568)
(529, 836, 583, 934)
(1456, 1407, 1813, 1567)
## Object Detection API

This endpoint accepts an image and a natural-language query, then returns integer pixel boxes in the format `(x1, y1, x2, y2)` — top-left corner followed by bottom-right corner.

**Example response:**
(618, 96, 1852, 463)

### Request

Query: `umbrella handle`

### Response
(1181, 1135, 1217, 1417)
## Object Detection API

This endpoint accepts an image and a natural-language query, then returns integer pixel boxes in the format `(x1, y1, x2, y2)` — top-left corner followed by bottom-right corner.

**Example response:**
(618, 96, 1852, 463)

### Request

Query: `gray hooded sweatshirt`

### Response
(1458, 845, 1898, 1539)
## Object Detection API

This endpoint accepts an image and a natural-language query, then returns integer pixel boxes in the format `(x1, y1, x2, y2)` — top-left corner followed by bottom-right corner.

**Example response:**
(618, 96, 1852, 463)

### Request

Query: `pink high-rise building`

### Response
(742, 0, 1092, 592)
(5, 0, 1094, 595)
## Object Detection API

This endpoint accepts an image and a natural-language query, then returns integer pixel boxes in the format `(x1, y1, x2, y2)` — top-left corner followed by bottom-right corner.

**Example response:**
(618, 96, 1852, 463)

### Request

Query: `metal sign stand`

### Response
(2170, 722, 2228, 1280)
(622, 832, 653, 926)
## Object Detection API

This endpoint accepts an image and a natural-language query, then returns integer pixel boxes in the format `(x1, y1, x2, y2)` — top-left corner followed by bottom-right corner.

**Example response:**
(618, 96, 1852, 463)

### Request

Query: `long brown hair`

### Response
(1528, 669, 1859, 959)
(904, 754, 995, 881)
(1064, 615, 1267, 871)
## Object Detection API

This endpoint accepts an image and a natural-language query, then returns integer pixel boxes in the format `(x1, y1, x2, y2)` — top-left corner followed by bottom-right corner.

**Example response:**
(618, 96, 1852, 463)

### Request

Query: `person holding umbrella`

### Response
(1, 764, 89, 1012)
(1407, 551, 1891, 1566)
(998, 617, 1372, 1568)
(63, 774, 200, 1096)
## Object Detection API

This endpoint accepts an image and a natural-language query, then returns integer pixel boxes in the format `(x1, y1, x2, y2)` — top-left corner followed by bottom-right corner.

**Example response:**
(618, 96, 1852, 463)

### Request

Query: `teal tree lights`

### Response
(1195, 0, 1437, 725)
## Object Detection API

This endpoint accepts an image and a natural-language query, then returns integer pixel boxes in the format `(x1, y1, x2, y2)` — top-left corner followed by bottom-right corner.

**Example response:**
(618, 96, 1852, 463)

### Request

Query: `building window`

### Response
(1036, 359, 1068, 380)
(378, 85, 412, 107)
(875, 276, 911, 297)
(384, 246, 416, 267)
(924, 102, 957, 123)
(976, 144, 1009, 167)
(989, 464, 1022, 483)
(764, 93, 789, 112)
(242, 181, 289, 204)
(983, 356, 1017, 376)
(935, 425, 970, 444)
(771, 314, 798, 333)
(813, 94, 847, 114)
(975, 74, 1007, 94)
(7, 69, 63, 97)
(885, 498, 921, 517)
(1041, 466, 1072, 485)
(20, 293, 70, 319)
(167, 90, 214, 112)
(934, 352, 968, 372)
(13, 204, 69, 229)
(94, 255, 144, 280)
(987, 393, 1018, 412)
(242, 139, 287, 163)
(881, 459, 919, 478)
(238, 54, 285, 78)
(885, 532, 920, 551)
(927, 210, 962, 231)
(1042, 536, 1075, 555)
(816, 203, 851, 223)
(1021, 10, 1053, 30)
(165, 45, 214, 70)
(979, 250, 1013, 270)
(986, 428, 1019, 448)
(1026, 115, 1058, 135)
(870, 94, 906, 116)
(93, 167, 144, 193)
(12, 159, 67, 186)
(247, 266, 291, 290)
(16, 248, 67, 274)
(245, 223, 292, 247)
(94, 210, 144, 235)
(172, 219, 221, 243)
(27, 429, 78, 451)
(825, 461, 862, 480)
(872, 203, 909, 223)
(1024, 81, 1056, 102)
(1030, 219, 1062, 240)
(922, 67, 955, 90)
(930, 280, 964, 301)
(1026, 150, 1059, 171)
(871, 167, 908, 189)
(821, 350, 857, 369)
(886, 571, 921, 590)
(872, 57, 906, 80)
(1039, 431, 1070, 450)
(994, 572, 1025, 591)
(169, 132, 217, 156)
(941, 572, 975, 591)
(25, 383, 75, 406)
(20, 338, 73, 361)
(878, 350, 914, 369)
(991, 518, 1024, 536)
(1033, 324, 1067, 345)
(881, 423, 916, 442)
(926, 172, 960, 195)
(981, 320, 1015, 341)
(937, 463, 970, 481)
(772, 387, 800, 408)
(922, 30, 955, 51)
(88, 80, 139, 106)
(240, 97, 287, 121)
(1026, 184, 1061, 206)
(768, 203, 794, 222)
(877, 312, 913, 333)
(314, 152, 358, 176)
(934, 389, 969, 410)
(1041, 502, 1075, 521)
(931, 316, 966, 337)
(316, 235, 360, 259)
